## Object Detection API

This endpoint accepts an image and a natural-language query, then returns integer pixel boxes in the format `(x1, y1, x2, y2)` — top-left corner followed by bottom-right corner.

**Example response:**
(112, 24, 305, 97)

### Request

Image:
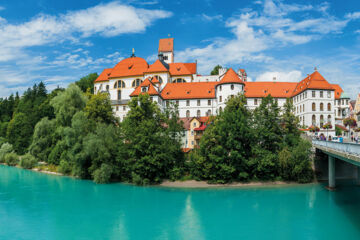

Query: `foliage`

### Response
(4, 152, 19, 166)
(75, 73, 98, 93)
(19, 153, 38, 169)
(335, 125, 343, 136)
(309, 126, 320, 132)
(93, 163, 113, 184)
(6, 113, 33, 154)
(84, 92, 116, 124)
(57, 160, 72, 175)
(0, 143, 13, 163)
(210, 65, 222, 75)
(322, 123, 332, 130)
(281, 98, 300, 147)
(343, 117, 357, 128)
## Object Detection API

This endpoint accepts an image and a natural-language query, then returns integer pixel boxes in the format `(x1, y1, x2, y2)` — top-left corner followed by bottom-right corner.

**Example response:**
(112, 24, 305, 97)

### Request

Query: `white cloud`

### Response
(0, 1, 172, 62)
(0, 6, 5, 11)
(201, 14, 223, 22)
(255, 70, 302, 82)
(345, 12, 360, 20)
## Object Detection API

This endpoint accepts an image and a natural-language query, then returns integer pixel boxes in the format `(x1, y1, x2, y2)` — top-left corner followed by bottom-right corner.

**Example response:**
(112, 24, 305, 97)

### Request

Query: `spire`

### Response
(314, 66, 317, 71)
(131, 48, 135, 57)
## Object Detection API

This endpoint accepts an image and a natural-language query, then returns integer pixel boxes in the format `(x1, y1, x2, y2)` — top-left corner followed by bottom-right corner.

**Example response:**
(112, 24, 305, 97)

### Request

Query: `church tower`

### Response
(158, 38, 174, 64)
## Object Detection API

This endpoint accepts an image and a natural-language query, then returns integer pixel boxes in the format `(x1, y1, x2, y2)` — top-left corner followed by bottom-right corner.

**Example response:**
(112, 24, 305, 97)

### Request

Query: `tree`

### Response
(75, 73, 98, 93)
(50, 84, 87, 126)
(84, 92, 116, 124)
(281, 98, 300, 147)
(193, 94, 254, 183)
(6, 113, 33, 154)
(122, 94, 184, 184)
(210, 65, 222, 75)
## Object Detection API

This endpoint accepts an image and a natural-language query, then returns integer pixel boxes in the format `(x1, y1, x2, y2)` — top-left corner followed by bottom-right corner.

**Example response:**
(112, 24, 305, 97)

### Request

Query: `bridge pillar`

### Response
(328, 155, 335, 189)
(357, 167, 360, 185)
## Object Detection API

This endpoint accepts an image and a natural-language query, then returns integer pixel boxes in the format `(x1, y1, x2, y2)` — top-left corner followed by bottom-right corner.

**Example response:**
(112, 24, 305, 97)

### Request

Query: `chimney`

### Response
(273, 76, 276, 82)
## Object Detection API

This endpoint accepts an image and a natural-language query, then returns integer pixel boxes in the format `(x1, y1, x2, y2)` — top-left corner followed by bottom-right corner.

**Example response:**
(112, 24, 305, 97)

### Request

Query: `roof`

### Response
(245, 82, 297, 98)
(151, 76, 160, 84)
(161, 82, 217, 99)
(332, 84, 343, 100)
(145, 59, 169, 73)
(159, 38, 174, 52)
(95, 68, 112, 82)
(169, 63, 196, 76)
(218, 68, 244, 85)
(293, 71, 334, 96)
(130, 78, 159, 97)
(110, 57, 148, 78)
(182, 148, 192, 153)
(194, 124, 207, 131)
(180, 116, 210, 130)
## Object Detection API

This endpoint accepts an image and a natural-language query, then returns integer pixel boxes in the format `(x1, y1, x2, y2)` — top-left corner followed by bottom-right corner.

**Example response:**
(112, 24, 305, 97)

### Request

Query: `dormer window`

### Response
(231, 84, 234, 90)
(128, 64, 133, 69)
(141, 87, 147, 92)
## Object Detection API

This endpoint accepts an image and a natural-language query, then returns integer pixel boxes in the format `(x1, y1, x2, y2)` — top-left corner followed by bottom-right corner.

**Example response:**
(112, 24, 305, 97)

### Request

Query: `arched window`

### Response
(312, 102, 316, 111)
(219, 107, 223, 113)
(197, 110, 201, 117)
(172, 78, 186, 83)
(231, 84, 234, 90)
(153, 75, 163, 84)
(117, 90, 121, 100)
(114, 80, 125, 89)
(312, 115, 316, 125)
(320, 115, 324, 128)
(320, 103, 324, 111)
(206, 109, 211, 116)
(327, 103, 331, 111)
(132, 79, 142, 87)
(327, 115, 331, 124)
(186, 110, 190, 118)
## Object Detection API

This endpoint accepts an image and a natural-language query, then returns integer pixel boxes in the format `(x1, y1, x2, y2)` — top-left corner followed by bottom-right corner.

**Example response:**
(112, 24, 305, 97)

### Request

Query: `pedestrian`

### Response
(356, 136, 359, 144)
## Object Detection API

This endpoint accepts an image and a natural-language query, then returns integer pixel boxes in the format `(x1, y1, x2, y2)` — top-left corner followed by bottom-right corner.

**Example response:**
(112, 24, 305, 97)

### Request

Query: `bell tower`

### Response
(158, 38, 174, 64)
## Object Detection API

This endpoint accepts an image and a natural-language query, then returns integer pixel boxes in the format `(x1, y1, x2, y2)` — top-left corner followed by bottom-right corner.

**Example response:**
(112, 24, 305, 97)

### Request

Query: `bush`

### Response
(0, 143, 13, 163)
(4, 152, 19, 166)
(93, 164, 113, 184)
(19, 153, 38, 169)
(57, 160, 72, 175)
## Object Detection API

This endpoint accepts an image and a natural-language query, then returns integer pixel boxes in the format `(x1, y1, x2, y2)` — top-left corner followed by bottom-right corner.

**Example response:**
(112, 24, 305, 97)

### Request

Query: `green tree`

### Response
(20, 153, 38, 169)
(0, 143, 13, 163)
(84, 92, 116, 124)
(281, 98, 300, 147)
(50, 84, 87, 126)
(7, 113, 33, 154)
(75, 73, 98, 93)
(210, 65, 222, 75)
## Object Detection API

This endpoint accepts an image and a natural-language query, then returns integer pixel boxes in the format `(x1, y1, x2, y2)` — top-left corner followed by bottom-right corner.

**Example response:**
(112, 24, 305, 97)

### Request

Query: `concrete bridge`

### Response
(312, 140, 360, 189)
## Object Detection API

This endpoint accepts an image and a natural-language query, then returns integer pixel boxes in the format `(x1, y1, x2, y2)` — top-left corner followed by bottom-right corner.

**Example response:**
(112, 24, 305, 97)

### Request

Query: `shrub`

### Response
(19, 153, 38, 169)
(57, 160, 72, 175)
(4, 152, 19, 166)
(0, 143, 13, 163)
(93, 164, 113, 184)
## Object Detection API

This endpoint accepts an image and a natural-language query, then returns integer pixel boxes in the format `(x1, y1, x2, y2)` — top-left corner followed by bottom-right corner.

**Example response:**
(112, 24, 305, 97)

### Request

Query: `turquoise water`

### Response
(1, 165, 360, 240)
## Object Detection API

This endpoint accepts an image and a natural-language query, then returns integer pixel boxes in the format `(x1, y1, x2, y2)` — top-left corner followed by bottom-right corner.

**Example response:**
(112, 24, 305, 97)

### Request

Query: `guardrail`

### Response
(312, 140, 360, 157)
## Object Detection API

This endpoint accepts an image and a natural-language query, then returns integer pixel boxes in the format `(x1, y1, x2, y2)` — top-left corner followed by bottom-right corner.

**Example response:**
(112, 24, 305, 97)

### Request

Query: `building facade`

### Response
(95, 38, 350, 147)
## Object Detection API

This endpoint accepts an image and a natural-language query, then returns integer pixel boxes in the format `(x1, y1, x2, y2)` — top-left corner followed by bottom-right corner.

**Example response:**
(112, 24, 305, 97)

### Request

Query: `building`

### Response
(94, 38, 350, 148)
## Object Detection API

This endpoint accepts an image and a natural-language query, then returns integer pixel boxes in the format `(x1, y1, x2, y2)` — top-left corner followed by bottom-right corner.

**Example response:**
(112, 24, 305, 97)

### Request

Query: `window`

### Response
(186, 100, 190, 106)
(172, 78, 186, 83)
(191, 131, 194, 136)
(206, 110, 211, 116)
(176, 100, 179, 106)
(94, 86, 97, 92)
(327, 103, 331, 111)
(166, 101, 169, 107)
(219, 96, 222, 102)
(231, 84, 234, 90)
(193, 122, 197, 127)
(305, 91, 307, 98)
(106, 85, 109, 92)
(312, 115, 316, 125)
(254, 99, 258, 105)
(219, 86, 222, 91)
(303, 104, 305, 112)
(320, 91, 323, 98)
(197, 100, 200, 106)
(117, 90, 121, 100)
(150, 97, 153, 102)
(312, 91, 315, 97)
(327, 115, 331, 124)
(312, 103, 316, 111)
(346, 100, 349, 105)
(153, 75, 163, 84)
(116, 106, 119, 111)
(197, 110, 200, 117)
(186, 110, 190, 118)
(338, 109, 341, 116)
(320, 115, 324, 128)
(123, 106, 126, 111)
(219, 107, 223, 113)
(327, 91, 331, 98)
(115, 80, 125, 89)
(342, 99, 344, 105)
(132, 79, 142, 87)
(191, 141, 194, 146)
(230, 95, 234, 98)
(141, 87, 147, 92)
(320, 103, 324, 111)
(208, 100, 211, 106)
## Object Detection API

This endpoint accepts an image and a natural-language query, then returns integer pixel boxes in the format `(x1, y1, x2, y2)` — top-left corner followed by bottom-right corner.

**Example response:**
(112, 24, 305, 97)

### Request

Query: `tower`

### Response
(158, 38, 174, 64)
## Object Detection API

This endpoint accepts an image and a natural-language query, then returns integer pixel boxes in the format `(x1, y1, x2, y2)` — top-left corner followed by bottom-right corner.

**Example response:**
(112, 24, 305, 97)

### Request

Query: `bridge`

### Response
(312, 140, 360, 189)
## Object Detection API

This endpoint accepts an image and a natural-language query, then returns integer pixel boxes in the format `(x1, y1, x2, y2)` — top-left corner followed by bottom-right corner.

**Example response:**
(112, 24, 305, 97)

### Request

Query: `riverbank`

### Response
(160, 180, 306, 188)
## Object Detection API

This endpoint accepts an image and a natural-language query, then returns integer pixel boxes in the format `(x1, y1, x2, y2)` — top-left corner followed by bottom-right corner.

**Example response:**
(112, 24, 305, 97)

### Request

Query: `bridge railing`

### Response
(312, 140, 360, 157)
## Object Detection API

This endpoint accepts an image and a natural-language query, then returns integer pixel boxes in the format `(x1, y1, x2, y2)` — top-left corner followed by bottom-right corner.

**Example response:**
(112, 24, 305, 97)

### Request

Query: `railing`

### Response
(312, 140, 360, 157)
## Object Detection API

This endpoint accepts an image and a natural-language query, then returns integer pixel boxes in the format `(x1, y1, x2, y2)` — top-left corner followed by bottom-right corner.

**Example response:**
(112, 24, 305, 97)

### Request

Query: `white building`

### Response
(94, 38, 350, 144)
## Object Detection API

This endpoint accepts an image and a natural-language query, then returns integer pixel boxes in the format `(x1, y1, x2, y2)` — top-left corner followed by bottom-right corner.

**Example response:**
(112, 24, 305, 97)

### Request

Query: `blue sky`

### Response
(0, 0, 359, 98)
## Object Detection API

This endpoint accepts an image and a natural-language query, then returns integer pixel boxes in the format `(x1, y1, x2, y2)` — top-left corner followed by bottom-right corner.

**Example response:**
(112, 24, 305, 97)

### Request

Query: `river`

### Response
(1, 165, 360, 239)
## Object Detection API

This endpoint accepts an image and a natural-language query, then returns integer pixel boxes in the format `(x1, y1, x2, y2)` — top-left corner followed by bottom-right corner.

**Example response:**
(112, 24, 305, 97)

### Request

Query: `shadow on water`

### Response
(330, 179, 360, 230)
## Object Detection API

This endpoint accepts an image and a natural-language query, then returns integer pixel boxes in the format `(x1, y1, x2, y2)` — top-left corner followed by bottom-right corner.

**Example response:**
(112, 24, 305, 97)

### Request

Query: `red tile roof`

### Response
(293, 71, 334, 96)
(332, 84, 343, 100)
(218, 68, 244, 85)
(182, 148, 192, 153)
(245, 82, 297, 98)
(169, 63, 196, 76)
(179, 117, 210, 130)
(159, 38, 174, 52)
(110, 57, 148, 78)
(161, 82, 217, 99)
(130, 78, 159, 97)
(95, 68, 112, 82)
(145, 59, 169, 73)
(151, 76, 160, 84)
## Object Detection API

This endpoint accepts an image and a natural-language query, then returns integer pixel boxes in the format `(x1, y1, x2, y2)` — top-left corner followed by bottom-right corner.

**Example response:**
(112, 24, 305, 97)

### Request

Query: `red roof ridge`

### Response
(145, 59, 169, 73)
(95, 68, 112, 82)
(130, 77, 159, 97)
(218, 68, 244, 85)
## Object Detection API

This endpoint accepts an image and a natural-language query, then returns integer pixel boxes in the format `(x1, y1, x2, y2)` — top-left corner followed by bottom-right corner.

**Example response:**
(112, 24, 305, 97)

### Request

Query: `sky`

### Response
(0, 0, 359, 99)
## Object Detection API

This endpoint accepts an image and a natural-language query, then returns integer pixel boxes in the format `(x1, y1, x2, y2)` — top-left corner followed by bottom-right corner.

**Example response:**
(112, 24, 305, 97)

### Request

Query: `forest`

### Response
(0, 73, 313, 184)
